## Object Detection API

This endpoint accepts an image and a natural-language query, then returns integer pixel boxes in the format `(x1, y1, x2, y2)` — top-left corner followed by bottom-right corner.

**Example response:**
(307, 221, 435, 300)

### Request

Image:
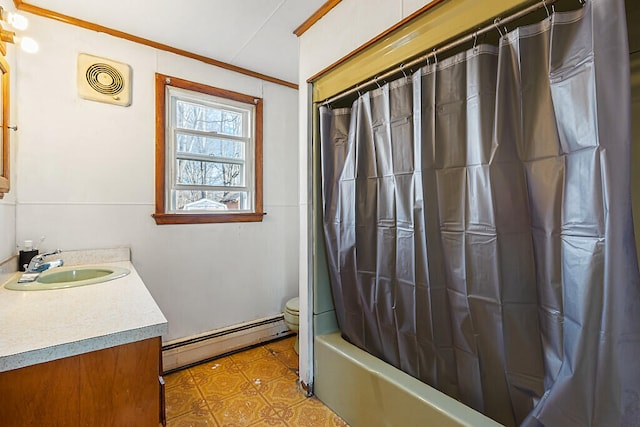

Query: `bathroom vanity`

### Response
(0, 248, 168, 426)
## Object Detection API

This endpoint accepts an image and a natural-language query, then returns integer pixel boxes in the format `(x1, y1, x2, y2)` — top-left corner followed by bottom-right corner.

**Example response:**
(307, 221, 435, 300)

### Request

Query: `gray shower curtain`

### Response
(319, 0, 640, 426)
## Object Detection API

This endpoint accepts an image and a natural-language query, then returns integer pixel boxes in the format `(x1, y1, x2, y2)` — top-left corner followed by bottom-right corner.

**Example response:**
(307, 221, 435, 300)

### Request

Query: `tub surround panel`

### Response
(0, 256, 167, 372)
(313, 215, 333, 314)
(313, 310, 338, 337)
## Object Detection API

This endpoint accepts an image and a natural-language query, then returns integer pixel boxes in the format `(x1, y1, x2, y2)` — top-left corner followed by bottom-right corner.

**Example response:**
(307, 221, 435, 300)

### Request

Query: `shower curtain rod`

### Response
(321, 0, 560, 105)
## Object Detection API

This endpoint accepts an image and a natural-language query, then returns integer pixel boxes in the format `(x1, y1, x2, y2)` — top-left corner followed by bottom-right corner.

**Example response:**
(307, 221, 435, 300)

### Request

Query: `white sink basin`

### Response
(4, 266, 130, 291)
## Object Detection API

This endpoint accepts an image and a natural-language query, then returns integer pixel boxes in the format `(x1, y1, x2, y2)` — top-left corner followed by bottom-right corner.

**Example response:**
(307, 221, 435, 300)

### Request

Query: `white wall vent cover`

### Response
(77, 53, 132, 106)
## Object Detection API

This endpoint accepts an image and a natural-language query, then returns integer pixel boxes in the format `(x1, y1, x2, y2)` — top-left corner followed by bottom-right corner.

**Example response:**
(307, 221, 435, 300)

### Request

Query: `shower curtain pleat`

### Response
(319, 0, 640, 425)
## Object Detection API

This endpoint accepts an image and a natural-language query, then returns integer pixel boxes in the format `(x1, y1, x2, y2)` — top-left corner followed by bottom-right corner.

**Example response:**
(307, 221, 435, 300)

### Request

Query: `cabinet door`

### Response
(79, 337, 161, 426)
(0, 337, 162, 427)
(0, 352, 80, 425)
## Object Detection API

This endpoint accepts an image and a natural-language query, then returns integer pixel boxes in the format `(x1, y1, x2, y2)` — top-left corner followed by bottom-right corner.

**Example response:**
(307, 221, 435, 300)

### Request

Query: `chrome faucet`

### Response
(25, 249, 64, 273)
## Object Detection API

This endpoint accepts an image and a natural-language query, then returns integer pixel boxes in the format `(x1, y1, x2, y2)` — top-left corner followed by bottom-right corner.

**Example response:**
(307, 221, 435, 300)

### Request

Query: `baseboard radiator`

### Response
(162, 314, 291, 373)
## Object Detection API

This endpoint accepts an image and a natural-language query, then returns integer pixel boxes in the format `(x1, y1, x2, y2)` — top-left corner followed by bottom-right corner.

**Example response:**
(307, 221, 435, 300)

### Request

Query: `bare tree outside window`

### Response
(174, 100, 247, 210)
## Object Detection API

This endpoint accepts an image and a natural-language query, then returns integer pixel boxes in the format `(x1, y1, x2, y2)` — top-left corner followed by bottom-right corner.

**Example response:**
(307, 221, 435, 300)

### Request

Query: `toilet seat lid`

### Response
(285, 297, 299, 313)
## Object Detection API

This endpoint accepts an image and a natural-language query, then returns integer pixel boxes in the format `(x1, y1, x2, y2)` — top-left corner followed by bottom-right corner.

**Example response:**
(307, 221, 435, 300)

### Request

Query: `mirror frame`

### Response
(0, 53, 9, 198)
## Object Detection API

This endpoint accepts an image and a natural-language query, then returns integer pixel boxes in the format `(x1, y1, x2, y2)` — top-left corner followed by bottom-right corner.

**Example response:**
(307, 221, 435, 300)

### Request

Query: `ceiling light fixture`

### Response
(0, 7, 28, 31)
(0, 26, 38, 53)
(0, 7, 37, 54)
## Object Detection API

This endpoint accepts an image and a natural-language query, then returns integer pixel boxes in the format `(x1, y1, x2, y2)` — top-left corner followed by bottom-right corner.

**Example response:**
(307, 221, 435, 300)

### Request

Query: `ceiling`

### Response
(23, 0, 327, 84)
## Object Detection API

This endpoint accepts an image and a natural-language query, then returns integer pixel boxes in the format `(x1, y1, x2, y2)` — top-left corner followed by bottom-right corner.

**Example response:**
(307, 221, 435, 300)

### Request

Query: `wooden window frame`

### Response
(153, 74, 264, 224)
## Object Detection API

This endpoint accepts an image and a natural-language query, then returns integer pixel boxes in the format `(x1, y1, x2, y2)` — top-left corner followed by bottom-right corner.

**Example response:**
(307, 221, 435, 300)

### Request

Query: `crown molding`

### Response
(12, 0, 298, 89)
(294, 0, 341, 37)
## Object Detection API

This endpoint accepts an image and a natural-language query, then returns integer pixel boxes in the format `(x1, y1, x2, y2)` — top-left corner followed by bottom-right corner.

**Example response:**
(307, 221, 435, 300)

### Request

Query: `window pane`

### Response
(221, 111, 243, 136)
(176, 159, 243, 187)
(176, 133, 244, 159)
(176, 100, 243, 136)
(172, 190, 249, 211)
(157, 78, 262, 223)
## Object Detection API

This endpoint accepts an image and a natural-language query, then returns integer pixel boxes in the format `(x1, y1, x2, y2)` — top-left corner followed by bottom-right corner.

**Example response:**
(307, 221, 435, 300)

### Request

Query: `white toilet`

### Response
(284, 297, 300, 354)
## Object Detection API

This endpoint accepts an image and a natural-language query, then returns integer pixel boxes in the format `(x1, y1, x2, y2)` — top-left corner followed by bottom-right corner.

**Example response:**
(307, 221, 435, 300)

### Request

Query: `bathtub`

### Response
(314, 332, 503, 427)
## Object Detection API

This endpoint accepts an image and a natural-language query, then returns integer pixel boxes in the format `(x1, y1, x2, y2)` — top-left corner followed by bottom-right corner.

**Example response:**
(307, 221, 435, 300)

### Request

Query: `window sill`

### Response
(152, 212, 266, 225)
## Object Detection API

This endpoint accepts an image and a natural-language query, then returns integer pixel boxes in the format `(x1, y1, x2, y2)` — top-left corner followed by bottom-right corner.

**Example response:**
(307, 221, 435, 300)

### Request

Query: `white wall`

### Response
(0, 0, 17, 263)
(14, 14, 299, 342)
(296, 0, 433, 386)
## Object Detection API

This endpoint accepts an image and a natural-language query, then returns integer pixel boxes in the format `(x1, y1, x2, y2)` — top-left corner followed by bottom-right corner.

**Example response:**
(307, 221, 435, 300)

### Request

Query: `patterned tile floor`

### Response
(164, 336, 349, 427)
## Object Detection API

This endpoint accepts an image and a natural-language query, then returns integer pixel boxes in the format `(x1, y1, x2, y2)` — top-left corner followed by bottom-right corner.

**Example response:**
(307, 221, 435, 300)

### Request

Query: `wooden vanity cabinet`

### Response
(0, 337, 163, 426)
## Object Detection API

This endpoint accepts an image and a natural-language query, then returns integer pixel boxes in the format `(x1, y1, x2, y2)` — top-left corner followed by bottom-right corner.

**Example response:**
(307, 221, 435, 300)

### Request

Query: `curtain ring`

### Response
(374, 76, 382, 88)
(473, 32, 478, 49)
(543, 0, 550, 17)
(400, 63, 407, 78)
(432, 49, 438, 65)
(493, 18, 504, 37)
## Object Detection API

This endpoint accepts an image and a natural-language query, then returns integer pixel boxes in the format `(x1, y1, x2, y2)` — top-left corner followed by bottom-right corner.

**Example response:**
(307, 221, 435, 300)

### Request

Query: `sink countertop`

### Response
(0, 249, 168, 372)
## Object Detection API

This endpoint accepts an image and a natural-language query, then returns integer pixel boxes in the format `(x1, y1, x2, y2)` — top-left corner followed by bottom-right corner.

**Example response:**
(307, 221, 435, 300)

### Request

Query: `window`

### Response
(153, 74, 264, 224)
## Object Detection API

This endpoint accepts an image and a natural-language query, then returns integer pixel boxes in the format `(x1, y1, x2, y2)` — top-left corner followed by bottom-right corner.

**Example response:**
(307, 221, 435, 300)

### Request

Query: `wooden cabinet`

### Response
(0, 337, 163, 426)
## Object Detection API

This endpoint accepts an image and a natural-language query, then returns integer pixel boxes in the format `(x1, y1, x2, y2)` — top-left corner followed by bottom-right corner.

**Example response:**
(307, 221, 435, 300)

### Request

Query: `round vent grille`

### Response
(85, 63, 125, 95)
(78, 53, 131, 106)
